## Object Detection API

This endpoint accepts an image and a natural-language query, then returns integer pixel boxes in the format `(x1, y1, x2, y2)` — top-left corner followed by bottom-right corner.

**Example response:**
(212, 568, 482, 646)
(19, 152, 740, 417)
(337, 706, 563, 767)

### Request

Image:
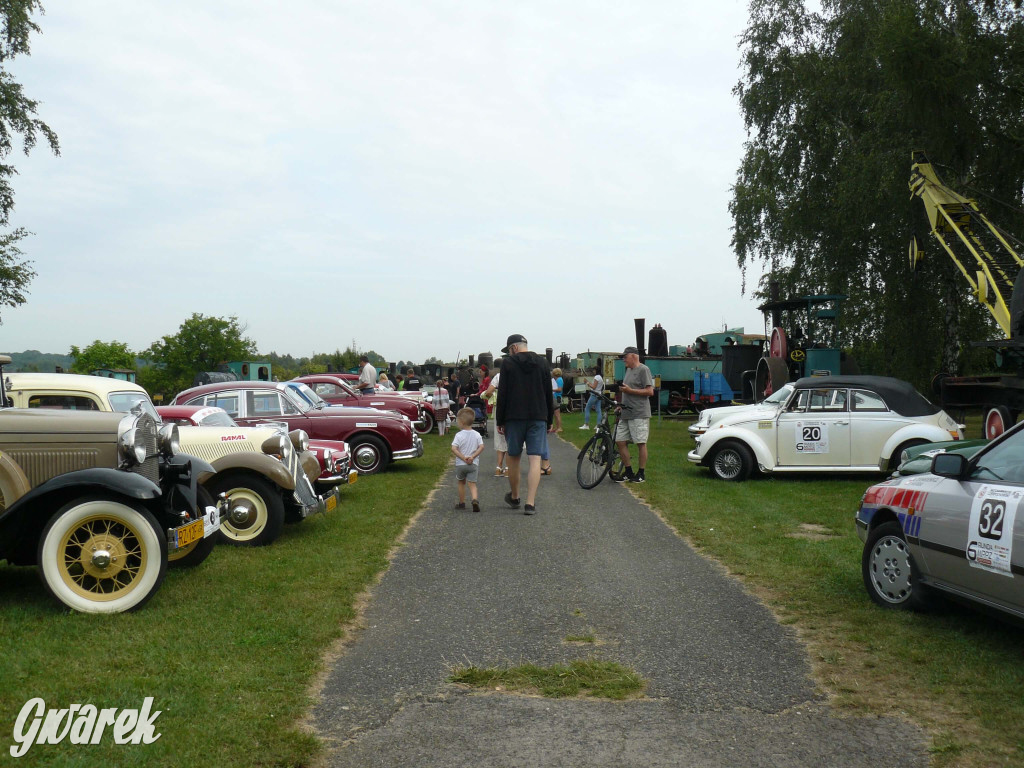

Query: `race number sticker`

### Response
(794, 420, 829, 454)
(967, 486, 1019, 576)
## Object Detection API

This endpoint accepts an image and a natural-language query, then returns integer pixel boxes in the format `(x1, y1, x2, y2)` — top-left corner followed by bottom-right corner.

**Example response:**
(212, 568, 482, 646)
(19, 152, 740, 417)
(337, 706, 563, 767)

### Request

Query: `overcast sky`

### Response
(4, 0, 764, 364)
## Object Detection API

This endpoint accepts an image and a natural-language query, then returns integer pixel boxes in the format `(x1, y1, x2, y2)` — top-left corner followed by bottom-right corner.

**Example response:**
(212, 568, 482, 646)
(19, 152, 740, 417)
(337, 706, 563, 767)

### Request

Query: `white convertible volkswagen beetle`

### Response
(687, 376, 963, 481)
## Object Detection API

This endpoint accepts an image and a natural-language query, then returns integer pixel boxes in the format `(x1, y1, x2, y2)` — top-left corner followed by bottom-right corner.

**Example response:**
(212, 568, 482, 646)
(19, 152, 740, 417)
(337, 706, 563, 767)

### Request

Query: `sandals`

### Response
(541, 466, 552, 475)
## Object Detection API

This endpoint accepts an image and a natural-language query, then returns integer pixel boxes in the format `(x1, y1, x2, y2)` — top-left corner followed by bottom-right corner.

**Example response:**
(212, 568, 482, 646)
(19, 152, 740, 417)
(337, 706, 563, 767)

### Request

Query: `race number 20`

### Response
(801, 426, 821, 442)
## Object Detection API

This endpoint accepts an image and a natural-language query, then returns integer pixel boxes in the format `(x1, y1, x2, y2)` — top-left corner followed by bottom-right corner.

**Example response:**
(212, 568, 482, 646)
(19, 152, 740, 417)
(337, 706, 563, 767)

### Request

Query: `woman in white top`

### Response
(581, 360, 604, 429)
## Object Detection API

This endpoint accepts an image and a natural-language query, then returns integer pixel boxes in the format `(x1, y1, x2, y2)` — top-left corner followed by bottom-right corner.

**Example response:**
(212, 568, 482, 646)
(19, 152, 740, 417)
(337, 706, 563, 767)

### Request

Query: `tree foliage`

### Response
(0, 1, 59, 322)
(732, 0, 1024, 387)
(69, 339, 135, 374)
(140, 314, 257, 397)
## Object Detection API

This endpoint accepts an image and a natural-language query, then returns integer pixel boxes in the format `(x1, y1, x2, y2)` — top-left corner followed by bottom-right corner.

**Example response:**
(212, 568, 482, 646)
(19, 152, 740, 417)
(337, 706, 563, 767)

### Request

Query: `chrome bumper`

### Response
(686, 448, 703, 465)
(316, 469, 359, 487)
(393, 434, 425, 461)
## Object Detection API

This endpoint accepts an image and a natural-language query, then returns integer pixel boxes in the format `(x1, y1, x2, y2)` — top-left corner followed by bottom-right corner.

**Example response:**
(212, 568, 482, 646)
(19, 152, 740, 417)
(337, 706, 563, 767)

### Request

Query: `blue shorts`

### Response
(503, 419, 546, 457)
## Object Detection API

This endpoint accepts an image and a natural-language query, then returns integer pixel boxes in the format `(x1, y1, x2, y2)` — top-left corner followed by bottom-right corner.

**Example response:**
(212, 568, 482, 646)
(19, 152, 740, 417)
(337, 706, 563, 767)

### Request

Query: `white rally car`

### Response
(687, 375, 963, 481)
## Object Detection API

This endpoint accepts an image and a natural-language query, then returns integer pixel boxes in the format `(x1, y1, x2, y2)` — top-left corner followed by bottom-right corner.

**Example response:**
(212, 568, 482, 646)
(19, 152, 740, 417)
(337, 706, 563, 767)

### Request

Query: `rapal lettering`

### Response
(10, 697, 161, 757)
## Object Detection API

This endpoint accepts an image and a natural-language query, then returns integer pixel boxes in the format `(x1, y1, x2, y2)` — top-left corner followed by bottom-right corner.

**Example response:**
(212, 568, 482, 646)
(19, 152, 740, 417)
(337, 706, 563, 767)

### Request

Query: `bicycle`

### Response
(576, 391, 627, 488)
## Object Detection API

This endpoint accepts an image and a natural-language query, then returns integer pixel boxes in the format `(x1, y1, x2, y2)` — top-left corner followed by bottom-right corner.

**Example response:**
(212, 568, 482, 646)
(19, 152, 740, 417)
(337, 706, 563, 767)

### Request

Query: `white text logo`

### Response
(10, 697, 162, 757)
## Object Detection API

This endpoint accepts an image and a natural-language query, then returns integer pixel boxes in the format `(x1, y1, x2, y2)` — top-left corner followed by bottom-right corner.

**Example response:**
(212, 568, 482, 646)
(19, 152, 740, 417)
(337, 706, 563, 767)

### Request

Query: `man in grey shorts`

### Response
(614, 346, 654, 483)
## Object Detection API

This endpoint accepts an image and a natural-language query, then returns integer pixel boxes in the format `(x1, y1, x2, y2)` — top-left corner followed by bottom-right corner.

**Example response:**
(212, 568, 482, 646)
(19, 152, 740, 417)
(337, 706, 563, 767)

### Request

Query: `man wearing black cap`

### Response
(615, 346, 654, 483)
(496, 334, 554, 515)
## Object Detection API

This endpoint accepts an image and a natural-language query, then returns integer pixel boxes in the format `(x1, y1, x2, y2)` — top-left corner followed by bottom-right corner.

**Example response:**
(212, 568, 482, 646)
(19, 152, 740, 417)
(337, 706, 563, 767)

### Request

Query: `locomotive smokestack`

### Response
(634, 318, 646, 363)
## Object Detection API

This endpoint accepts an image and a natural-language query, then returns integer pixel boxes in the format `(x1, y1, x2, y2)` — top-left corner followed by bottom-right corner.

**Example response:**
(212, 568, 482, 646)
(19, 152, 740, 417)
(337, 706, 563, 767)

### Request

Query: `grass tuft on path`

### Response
(450, 659, 645, 700)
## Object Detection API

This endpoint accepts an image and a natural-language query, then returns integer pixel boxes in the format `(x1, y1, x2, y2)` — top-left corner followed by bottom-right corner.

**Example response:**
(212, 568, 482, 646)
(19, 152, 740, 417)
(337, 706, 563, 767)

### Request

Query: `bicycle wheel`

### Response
(608, 453, 626, 482)
(577, 432, 613, 489)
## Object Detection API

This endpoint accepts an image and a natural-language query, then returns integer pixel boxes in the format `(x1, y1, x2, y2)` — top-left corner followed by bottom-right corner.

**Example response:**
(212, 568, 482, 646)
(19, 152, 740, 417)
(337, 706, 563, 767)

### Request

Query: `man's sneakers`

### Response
(504, 492, 521, 509)
(524, 504, 536, 515)
(629, 469, 646, 484)
(614, 467, 634, 483)
(578, 424, 590, 430)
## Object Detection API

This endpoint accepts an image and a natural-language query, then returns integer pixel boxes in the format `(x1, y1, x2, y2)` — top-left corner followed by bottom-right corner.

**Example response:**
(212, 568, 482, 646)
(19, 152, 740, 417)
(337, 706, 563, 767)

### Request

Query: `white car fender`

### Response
(878, 424, 960, 465)
(697, 423, 775, 471)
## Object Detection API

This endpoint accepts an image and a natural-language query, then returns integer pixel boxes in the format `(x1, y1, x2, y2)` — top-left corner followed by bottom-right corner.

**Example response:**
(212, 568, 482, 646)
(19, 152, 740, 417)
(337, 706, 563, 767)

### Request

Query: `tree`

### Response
(141, 314, 257, 397)
(69, 340, 136, 374)
(731, 0, 1024, 388)
(0, 1, 60, 321)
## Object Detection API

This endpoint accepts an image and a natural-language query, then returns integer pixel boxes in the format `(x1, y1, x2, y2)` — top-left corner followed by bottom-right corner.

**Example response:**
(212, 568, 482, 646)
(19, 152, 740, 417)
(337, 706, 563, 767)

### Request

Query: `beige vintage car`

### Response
(5, 373, 337, 547)
(0, 358, 223, 613)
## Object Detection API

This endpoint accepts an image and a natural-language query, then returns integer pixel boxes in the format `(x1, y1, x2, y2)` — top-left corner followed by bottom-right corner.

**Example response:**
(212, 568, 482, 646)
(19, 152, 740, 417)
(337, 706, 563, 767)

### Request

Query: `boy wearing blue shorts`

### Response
(451, 407, 484, 512)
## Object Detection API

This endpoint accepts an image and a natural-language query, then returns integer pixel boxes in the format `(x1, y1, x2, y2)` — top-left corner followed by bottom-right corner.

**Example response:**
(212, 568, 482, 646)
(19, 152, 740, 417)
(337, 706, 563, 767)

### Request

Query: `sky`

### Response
(4, 0, 765, 365)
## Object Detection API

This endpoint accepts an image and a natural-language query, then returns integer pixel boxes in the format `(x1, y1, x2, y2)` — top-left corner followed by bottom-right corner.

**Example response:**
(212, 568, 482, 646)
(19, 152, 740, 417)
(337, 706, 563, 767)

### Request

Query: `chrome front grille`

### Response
(130, 413, 160, 485)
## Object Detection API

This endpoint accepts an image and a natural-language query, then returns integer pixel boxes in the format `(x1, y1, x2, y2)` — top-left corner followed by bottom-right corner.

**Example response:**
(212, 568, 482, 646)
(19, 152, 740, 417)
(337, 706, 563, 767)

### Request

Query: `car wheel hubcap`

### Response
(354, 446, 378, 470)
(220, 488, 267, 540)
(715, 450, 740, 479)
(870, 535, 913, 602)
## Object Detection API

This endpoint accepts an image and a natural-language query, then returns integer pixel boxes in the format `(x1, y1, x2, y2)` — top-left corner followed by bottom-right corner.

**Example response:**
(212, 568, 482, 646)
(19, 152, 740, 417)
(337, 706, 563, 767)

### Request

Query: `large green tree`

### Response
(731, 0, 1024, 387)
(0, 1, 59, 320)
(140, 314, 258, 397)
(69, 339, 135, 374)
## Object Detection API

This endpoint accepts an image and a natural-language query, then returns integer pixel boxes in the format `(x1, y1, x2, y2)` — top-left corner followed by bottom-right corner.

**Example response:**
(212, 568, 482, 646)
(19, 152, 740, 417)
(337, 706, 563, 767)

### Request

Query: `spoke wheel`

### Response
(207, 474, 285, 547)
(666, 391, 687, 416)
(577, 433, 613, 489)
(38, 498, 166, 613)
(709, 442, 753, 481)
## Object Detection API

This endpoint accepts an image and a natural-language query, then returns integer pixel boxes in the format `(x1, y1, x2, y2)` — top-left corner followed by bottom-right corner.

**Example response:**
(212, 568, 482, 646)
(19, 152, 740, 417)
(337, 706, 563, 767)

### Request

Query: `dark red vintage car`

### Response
(171, 381, 423, 474)
(292, 374, 436, 434)
(156, 405, 357, 488)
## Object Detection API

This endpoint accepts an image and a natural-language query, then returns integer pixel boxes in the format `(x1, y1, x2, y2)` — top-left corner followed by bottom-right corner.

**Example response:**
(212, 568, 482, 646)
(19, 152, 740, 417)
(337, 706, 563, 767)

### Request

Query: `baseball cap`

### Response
(502, 334, 527, 354)
(621, 346, 639, 358)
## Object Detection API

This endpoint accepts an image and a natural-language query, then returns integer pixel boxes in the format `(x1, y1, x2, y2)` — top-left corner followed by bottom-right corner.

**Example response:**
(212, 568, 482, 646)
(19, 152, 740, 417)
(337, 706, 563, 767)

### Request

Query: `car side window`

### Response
(851, 390, 888, 412)
(787, 390, 810, 412)
(806, 388, 847, 413)
(28, 394, 100, 411)
(207, 393, 240, 418)
(248, 391, 283, 417)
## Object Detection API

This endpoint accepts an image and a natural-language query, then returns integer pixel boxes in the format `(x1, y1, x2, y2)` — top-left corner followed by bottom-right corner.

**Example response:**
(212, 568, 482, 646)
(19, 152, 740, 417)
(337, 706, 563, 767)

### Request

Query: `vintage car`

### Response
(892, 438, 989, 476)
(0, 357, 222, 612)
(291, 374, 435, 434)
(857, 422, 1024, 620)
(687, 375, 964, 481)
(172, 381, 423, 474)
(688, 384, 794, 439)
(157, 405, 357, 489)
(5, 373, 336, 547)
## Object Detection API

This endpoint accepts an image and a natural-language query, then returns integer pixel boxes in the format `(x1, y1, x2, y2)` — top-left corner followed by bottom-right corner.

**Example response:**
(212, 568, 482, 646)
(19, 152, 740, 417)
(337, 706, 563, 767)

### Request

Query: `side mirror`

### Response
(932, 452, 967, 479)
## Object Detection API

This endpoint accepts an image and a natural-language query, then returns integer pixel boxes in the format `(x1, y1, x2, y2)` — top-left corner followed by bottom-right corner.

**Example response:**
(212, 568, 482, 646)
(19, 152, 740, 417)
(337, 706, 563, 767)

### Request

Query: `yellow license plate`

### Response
(348, 471, 358, 485)
(174, 519, 204, 548)
(325, 493, 338, 513)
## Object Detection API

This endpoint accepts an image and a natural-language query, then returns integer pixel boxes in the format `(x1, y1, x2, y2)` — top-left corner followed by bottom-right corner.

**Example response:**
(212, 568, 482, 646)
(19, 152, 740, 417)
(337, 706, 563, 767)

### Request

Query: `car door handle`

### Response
(835, 421, 849, 425)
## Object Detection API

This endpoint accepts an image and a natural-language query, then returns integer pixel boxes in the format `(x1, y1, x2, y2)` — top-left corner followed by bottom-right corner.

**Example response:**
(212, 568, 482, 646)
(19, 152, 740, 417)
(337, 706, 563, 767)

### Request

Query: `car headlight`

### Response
(119, 427, 148, 466)
(288, 429, 309, 452)
(157, 423, 180, 457)
(261, 434, 290, 458)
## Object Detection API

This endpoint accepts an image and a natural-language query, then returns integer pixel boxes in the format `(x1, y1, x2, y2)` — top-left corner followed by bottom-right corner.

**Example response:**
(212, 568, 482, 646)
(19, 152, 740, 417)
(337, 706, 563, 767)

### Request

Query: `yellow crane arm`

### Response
(909, 150, 1024, 338)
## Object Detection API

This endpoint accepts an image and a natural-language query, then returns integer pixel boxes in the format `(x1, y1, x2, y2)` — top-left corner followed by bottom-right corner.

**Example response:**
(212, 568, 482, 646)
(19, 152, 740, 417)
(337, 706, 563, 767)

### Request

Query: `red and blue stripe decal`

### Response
(859, 484, 928, 537)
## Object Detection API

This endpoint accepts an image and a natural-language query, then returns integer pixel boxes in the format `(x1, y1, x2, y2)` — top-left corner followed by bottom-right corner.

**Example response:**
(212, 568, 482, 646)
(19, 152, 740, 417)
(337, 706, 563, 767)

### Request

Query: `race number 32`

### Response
(978, 498, 1005, 540)
(801, 426, 821, 442)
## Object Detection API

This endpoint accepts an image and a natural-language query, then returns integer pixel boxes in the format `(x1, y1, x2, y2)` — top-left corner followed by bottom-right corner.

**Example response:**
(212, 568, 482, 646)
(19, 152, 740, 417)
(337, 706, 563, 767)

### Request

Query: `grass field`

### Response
(3, 413, 1023, 767)
(0, 436, 452, 768)
(560, 408, 1024, 768)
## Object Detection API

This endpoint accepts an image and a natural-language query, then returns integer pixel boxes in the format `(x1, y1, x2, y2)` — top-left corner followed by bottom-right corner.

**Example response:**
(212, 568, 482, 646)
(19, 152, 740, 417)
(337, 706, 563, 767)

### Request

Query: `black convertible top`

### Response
(792, 375, 940, 417)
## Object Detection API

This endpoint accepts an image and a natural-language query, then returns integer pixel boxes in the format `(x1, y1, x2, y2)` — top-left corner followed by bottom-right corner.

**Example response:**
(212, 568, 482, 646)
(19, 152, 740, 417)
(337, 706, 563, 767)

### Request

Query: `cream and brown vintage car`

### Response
(4, 373, 338, 547)
(0, 357, 222, 613)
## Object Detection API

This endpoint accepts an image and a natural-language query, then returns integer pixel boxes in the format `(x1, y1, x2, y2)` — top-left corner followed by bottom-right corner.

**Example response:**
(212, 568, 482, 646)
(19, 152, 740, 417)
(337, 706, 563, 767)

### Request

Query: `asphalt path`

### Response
(313, 428, 927, 767)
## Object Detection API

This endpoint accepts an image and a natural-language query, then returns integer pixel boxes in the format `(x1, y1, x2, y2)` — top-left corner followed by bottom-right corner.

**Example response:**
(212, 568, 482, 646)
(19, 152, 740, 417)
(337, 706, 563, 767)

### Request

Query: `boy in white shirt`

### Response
(451, 407, 484, 512)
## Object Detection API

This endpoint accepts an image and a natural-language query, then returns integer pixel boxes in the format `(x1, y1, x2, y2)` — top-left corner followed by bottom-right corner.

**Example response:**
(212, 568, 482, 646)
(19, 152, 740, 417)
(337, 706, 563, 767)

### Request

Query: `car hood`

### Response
(702, 402, 783, 430)
(0, 408, 123, 436)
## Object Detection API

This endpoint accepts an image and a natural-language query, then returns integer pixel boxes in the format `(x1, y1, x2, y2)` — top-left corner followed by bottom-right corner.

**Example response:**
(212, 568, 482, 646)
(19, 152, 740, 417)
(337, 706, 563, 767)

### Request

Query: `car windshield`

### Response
(108, 391, 160, 420)
(199, 410, 237, 427)
(765, 384, 793, 404)
(970, 429, 1024, 483)
(283, 383, 319, 412)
